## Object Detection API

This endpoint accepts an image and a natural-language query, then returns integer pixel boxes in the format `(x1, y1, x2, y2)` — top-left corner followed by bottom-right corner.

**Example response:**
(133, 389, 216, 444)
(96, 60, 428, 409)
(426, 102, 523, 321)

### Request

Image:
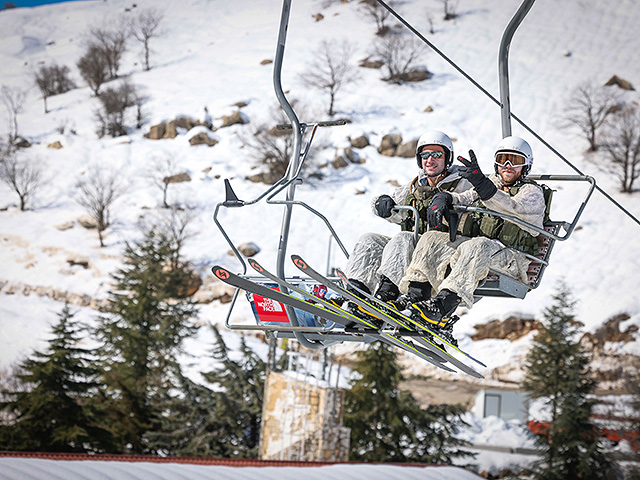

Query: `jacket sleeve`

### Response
(370, 182, 411, 225)
(483, 182, 546, 235)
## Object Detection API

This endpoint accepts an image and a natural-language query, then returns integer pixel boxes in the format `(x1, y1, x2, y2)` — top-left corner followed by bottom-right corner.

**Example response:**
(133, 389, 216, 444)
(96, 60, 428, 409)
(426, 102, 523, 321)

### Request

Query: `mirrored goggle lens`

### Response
(495, 152, 526, 167)
(420, 151, 444, 160)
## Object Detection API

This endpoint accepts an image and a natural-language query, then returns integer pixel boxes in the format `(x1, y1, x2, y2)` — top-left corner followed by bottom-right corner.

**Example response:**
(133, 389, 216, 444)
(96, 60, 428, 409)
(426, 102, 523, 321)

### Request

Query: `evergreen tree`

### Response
(344, 341, 472, 463)
(522, 282, 613, 480)
(147, 326, 266, 457)
(0, 304, 115, 452)
(95, 228, 198, 453)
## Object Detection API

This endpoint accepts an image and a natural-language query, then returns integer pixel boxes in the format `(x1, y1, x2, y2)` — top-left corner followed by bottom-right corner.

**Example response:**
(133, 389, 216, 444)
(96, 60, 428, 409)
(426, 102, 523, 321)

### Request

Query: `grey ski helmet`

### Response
(415, 130, 454, 169)
(494, 136, 533, 177)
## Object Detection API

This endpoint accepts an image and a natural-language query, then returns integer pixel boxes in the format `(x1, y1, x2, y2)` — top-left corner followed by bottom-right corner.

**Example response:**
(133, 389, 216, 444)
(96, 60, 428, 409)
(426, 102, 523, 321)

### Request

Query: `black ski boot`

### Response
(408, 289, 461, 346)
(374, 275, 400, 302)
(389, 281, 432, 312)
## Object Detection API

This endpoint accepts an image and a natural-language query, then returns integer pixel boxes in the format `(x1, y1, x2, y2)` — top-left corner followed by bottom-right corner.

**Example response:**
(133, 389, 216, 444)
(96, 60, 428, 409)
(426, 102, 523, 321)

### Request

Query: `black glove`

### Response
(374, 194, 396, 218)
(427, 192, 453, 230)
(458, 149, 498, 200)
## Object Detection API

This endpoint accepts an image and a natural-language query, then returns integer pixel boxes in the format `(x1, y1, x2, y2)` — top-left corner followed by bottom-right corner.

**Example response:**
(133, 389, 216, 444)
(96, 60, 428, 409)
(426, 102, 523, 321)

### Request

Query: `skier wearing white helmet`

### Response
(343, 130, 473, 308)
(396, 136, 547, 345)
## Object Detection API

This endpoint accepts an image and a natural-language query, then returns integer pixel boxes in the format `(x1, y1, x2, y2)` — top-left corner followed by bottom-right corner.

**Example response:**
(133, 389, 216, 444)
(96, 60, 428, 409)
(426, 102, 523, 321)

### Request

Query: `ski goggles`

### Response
(495, 152, 527, 167)
(419, 151, 444, 160)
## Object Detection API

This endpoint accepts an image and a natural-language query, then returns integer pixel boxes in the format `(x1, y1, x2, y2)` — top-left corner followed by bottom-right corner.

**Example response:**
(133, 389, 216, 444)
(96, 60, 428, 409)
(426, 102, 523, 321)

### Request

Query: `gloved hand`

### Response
(374, 194, 396, 218)
(427, 192, 453, 230)
(458, 150, 498, 200)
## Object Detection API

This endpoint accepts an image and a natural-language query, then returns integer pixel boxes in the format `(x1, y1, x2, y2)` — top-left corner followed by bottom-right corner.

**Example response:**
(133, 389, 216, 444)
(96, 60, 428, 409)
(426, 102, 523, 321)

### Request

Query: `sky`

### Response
(3, 0, 82, 7)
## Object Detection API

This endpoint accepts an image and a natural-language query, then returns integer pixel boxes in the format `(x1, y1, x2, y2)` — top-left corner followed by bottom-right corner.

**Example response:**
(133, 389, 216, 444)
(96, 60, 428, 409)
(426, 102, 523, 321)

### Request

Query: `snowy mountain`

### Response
(1, 0, 639, 387)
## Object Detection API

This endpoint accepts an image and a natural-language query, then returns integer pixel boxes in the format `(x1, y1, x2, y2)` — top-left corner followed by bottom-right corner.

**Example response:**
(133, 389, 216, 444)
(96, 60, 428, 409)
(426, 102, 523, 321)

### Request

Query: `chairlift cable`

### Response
(375, 0, 640, 228)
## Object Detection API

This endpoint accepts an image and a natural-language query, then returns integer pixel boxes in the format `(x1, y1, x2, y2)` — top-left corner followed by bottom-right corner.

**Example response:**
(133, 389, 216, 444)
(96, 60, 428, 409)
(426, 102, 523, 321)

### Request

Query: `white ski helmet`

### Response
(494, 136, 534, 176)
(415, 130, 454, 169)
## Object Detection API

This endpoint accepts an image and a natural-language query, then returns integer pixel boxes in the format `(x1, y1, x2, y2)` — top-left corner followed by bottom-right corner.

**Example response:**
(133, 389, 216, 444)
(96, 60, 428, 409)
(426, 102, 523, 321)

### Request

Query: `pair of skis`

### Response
(211, 255, 484, 378)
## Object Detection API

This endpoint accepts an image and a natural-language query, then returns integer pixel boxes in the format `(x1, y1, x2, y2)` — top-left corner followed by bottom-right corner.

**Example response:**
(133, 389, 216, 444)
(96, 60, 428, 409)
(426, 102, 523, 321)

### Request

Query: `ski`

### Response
(211, 265, 453, 371)
(245, 258, 451, 369)
(246, 258, 379, 330)
(334, 267, 487, 369)
(290, 255, 484, 378)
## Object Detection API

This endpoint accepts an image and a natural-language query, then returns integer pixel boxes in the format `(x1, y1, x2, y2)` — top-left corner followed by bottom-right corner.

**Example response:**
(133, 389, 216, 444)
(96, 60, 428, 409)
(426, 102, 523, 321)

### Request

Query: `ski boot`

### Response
(339, 278, 384, 328)
(373, 275, 400, 302)
(388, 280, 432, 313)
(408, 289, 461, 347)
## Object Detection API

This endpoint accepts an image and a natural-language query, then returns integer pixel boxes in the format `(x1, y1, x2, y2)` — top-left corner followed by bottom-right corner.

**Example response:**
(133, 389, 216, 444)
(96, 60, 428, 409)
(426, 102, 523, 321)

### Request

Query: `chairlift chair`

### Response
(212, 0, 596, 351)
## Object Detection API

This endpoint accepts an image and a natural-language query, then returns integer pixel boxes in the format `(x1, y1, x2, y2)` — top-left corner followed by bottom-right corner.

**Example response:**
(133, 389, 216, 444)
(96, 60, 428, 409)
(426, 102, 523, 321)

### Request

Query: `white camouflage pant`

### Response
(399, 231, 531, 308)
(344, 231, 416, 293)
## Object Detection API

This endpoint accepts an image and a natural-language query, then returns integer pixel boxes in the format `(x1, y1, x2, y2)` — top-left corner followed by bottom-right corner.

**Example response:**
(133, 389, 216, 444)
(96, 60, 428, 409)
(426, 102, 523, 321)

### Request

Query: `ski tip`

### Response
(290, 255, 307, 270)
(211, 265, 231, 280)
(247, 258, 263, 272)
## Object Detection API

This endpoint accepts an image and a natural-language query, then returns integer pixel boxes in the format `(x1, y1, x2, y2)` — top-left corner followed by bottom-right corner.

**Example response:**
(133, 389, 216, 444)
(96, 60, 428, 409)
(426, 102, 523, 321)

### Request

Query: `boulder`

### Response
(344, 147, 363, 163)
(313, 13, 324, 21)
(424, 105, 434, 113)
(77, 215, 98, 229)
(163, 121, 179, 139)
(66, 254, 90, 269)
(238, 242, 261, 257)
(15, 137, 31, 148)
(55, 221, 74, 231)
(395, 139, 418, 158)
(332, 154, 349, 169)
(189, 132, 218, 147)
(176, 269, 203, 298)
(48, 141, 63, 149)
(348, 135, 369, 149)
(164, 172, 191, 184)
(605, 75, 635, 91)
(359, 57, 384, 69)
(221, 110, 247, 128)
(378, 133, 403, 155)
(260, 59, 273, 65)
(472, 316, 542, 341)
(144, 123, 166, 139)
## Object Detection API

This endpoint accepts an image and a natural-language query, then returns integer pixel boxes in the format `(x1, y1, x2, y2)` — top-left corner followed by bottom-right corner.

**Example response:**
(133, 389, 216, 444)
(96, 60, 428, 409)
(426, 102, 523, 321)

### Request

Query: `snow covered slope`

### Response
(0, 0, 639, 379)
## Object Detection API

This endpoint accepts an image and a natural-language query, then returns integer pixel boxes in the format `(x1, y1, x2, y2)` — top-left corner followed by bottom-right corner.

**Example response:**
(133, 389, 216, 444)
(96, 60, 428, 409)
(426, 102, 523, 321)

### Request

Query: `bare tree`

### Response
(373, 33, 426, 84)
(148, 155, 179, 208)
(300, 40, 360, 117)
(1, 86, 26, 144)
(154, 208, 196, 270)
(33, 63, 76, 114)
(360, 0, 396, 35)
(440, 0, 459, 20)
(0, 147, 47, 211)
(128, 7, 164, 71)
(77, 44, 109, 96)
(76, 166, 126, 247)
(598, 104, 640, 193)
(95, 79, 137, 137)
(87, 19, 128, 80)
(240, 103, 325, 184)
(560, 81, 621, 151)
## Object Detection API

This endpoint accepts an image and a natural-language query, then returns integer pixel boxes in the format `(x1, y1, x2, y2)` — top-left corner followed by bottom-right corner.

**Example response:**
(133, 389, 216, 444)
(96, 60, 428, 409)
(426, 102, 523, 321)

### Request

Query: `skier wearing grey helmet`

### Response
(343, 130, 473, 309)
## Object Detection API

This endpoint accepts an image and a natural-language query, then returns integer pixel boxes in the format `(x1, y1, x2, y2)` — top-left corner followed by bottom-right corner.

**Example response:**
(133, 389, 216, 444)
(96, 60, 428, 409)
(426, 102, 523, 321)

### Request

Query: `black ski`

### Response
(290, 255, 484, 378)
(211, 265, 454, 371)
(244, 259, 452, 369)
(334, 267, 487, 368)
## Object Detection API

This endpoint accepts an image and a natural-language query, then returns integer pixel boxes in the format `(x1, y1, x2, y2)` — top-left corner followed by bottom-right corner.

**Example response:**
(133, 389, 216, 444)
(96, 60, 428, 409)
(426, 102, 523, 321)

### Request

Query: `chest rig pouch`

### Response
(401, 176, 461, 234)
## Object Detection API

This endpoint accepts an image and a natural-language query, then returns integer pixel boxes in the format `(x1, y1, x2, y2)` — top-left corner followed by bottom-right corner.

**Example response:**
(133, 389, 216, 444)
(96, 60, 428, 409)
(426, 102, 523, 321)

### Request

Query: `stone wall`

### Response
(260, 371, 350, 462)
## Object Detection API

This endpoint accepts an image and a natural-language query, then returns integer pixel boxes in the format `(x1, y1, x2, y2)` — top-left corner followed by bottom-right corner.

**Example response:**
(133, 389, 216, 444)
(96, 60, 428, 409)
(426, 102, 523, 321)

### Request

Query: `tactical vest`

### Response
(459, 178, 553, 256)
(401, 176, 462, 234)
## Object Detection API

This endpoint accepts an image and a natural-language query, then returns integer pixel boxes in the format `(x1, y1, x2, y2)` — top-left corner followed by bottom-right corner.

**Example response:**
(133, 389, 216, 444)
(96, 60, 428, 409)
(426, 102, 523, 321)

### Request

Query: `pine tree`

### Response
(344, 341, 472, 463)
(522, 282, 613, 479)
(94, 228, 198, 453)
(0, 304, 115, 452)
(147, 326, 266, 457)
